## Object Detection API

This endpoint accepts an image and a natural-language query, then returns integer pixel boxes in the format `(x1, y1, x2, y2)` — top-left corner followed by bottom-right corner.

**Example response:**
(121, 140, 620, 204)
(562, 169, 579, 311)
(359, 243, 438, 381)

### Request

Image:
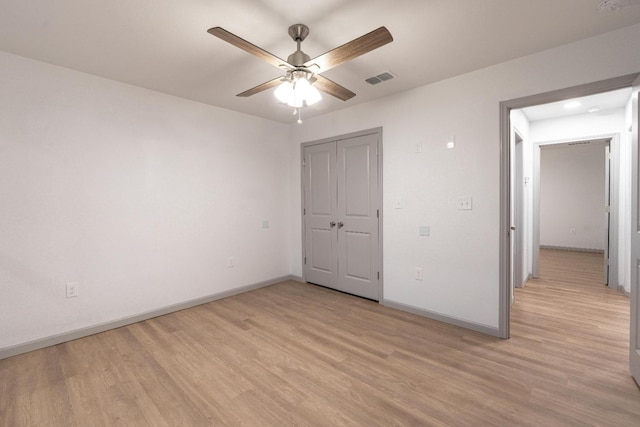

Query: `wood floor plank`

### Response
(1, 248, 639, 425)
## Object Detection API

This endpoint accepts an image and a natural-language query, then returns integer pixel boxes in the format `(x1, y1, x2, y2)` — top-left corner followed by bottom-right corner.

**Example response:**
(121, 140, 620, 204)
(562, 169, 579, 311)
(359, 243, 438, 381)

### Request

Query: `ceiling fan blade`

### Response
(304, 27, 393, 73)
(208, 27, 290, 69)
(313, 75, 356, 101)
(236, 76, 283, 97)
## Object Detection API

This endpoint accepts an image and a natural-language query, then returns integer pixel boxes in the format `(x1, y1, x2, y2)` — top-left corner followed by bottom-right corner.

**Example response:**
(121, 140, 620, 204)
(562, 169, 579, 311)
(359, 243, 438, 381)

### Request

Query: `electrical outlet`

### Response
(457, 196, 472, 210)
(570, 228, 576, 235)
(415, 267, 423, 281)
(415, 141, 423, 153)
(66, 282, 79, 298)
(227, 257, 235, 268)
(394, 197, 402, 209)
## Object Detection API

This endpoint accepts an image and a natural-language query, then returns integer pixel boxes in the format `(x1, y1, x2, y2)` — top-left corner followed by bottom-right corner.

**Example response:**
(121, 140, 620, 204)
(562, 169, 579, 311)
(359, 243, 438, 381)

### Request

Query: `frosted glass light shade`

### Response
(274, 81, 294, 105)
(274, 76, 321, 107)
(303, 83, 321, 106)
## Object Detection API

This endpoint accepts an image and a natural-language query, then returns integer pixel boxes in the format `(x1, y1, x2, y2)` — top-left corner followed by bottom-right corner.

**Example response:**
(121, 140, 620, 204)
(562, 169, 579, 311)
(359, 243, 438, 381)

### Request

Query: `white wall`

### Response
(0, 52, 291, 350)
(289, 24, 640, 329)
(3, 23, 639, 350)
(539, 142, 607, 250)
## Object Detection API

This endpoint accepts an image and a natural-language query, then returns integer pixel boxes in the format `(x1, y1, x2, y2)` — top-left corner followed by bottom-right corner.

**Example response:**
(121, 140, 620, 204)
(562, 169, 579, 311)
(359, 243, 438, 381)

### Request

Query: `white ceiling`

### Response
(1, 0, 640, 124)
(521, 87, 632, 122)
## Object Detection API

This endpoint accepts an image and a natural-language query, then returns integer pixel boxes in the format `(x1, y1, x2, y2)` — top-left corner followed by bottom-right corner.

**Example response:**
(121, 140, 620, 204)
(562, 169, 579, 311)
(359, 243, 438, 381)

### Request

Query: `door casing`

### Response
(629, 74, 640, 385)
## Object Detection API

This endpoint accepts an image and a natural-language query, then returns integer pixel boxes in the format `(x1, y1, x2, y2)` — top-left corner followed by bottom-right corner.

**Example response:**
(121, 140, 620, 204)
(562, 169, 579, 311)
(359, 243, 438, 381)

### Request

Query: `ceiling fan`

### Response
(207, 24, 393, 108)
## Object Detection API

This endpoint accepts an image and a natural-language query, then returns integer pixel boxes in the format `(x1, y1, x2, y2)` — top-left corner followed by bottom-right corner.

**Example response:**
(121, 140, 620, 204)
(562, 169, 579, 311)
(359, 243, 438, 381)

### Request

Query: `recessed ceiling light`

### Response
(588, 106, 602, 113)
(564, 100, 582, 109)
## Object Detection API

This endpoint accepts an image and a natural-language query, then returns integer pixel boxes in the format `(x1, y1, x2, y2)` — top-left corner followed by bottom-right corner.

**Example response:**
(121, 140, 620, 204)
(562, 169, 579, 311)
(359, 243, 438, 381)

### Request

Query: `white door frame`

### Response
(300, 127, 384, 301)
(498, 73, 639, 338)
(513, 131, 525, 290)
(531, 135, 618, 287)
(630, 74, 640, 385)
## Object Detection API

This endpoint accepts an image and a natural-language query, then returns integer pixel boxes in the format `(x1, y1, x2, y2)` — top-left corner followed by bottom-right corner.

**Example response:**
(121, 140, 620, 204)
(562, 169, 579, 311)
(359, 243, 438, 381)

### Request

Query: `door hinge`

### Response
(304, 208, 306, 215)
(377, 209, 379, 218)
(304, 256, 307, 264)
(377, 272, 380, 280)
(302, 159, 306, 167)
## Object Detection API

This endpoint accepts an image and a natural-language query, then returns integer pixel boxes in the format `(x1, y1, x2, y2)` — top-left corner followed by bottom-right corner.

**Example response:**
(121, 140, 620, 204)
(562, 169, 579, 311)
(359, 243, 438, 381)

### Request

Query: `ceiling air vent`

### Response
(365, 71, 396, 85)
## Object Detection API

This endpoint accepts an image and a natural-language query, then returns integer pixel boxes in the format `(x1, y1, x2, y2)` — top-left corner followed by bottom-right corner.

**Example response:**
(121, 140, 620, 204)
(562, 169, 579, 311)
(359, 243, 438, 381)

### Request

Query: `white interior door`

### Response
(630, 75, 640, 385)
(336, 133, 380, 300)
(514, 134, 524, 290)
(510, 132, 524, 305)
(302, 130, 381, 300)
(303, 142, 338, 288)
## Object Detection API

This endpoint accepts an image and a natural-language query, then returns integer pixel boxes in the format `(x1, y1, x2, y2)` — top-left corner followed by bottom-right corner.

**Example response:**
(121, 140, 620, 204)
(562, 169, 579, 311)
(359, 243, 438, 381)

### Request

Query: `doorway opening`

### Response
(498, 73, 639, 339)
(535, 138, 613, 282)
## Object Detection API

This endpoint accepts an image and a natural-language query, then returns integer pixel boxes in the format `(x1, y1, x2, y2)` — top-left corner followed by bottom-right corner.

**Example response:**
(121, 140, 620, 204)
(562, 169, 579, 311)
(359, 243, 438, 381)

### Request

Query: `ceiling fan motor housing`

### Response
(288, 24, 309, 42)
(287, 51, 311, 66)
(287, 24, 311, 66)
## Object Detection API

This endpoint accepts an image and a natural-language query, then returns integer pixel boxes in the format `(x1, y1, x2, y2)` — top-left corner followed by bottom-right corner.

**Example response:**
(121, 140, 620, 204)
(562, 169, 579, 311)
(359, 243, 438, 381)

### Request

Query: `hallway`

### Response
(511, 248, 638, 423)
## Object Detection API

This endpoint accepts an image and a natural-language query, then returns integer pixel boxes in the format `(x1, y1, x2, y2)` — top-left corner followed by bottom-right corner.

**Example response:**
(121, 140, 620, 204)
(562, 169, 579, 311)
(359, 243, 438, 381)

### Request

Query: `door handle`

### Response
(330, 221, 336, 228)
(510, 226, 516, 230)
(337, 221, 344, 229)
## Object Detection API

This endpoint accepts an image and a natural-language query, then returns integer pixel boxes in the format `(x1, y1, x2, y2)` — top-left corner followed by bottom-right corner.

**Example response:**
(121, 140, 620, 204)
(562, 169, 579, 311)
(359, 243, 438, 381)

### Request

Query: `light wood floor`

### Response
(1, 249, 639, 426)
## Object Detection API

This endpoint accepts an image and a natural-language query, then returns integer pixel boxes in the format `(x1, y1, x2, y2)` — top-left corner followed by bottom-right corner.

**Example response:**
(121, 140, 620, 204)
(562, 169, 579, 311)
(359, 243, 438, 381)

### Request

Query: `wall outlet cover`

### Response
(457, 196, 473, 210)
(66, 282, 79, 298)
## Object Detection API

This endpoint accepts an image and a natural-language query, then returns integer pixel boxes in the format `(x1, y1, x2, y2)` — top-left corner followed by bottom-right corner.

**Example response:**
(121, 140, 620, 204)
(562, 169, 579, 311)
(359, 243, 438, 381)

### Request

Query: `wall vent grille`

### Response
(365, 71, 396, 85)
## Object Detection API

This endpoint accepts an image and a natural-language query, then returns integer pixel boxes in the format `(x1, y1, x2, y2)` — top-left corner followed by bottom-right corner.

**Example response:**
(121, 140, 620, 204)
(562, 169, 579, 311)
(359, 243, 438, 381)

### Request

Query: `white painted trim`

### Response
(381, 299, 500, 337)
(0, 275, 299, 360)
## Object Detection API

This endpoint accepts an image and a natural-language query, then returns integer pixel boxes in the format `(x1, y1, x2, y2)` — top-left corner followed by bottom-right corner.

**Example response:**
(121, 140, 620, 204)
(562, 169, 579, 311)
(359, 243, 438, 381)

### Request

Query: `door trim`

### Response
(499, 73, 639, 339)
(300, 127, 383, 300)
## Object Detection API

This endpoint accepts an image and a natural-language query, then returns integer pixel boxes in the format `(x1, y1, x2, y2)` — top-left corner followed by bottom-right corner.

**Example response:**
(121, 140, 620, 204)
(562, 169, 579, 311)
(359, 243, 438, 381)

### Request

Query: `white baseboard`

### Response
(540, 245, 604, 253)
(0, 275, 299, 360)
(381, 299, 501, 338)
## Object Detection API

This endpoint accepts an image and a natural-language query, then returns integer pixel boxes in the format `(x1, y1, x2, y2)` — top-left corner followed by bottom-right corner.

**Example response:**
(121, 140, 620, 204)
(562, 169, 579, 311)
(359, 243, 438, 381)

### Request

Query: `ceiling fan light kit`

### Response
(274, 70, 322, 108)
(207, 23, 393, 123)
